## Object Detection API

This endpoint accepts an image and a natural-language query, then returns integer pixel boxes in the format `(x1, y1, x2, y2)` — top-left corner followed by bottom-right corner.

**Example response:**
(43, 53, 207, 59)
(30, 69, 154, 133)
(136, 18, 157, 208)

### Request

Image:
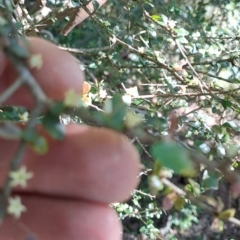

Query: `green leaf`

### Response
(177, 37, 188, 44)
(22, 129, 38, 142)
(89, 62, 97, 69)
(202, 170, 218, 190)
(145, 2, 154, 7)
(212, 125, 222, 133)
(49, 101, 65, 116)
(163, 78, 175, 93)
(9, 44, 30, 59)
(188, 179, 201, 195)
(203, 177, 218, 190)
(22, 129, 48, 154)
(212, 106, 217, 113)
(31, 136, 48, 154)
(150, 142, 194, 175)
(160, 14, 168, 24)
(92, 0, 100, 12)
(221, 99, 232, 109)
(222, 133, 230, 143)
(224, 142, 239, 158)
(174, 28, 189, 36)
(151, 15, 161, 21)
(94, 94, 127, 131)
(216, 144, 226, 157)
(154, 50, 165, 63)
(146, 116, 168, 132)
(223, 121, 240, 132)
(42, 114, 65, 140)
(108, 94, 127, 130)
(198, 142, 211, 154)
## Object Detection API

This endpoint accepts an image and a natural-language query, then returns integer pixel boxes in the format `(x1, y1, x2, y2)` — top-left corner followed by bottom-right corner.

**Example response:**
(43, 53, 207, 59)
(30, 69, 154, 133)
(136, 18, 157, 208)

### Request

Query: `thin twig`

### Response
(0, 78, 23, 104)
(59, 45, 111, 54)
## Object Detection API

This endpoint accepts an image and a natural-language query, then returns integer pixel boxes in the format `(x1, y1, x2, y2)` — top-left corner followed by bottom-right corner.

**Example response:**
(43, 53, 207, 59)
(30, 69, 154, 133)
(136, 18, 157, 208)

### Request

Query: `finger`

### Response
(0, 194, 122, 240)
(0, 37, 84, 108)
(0, 124, 140, 203)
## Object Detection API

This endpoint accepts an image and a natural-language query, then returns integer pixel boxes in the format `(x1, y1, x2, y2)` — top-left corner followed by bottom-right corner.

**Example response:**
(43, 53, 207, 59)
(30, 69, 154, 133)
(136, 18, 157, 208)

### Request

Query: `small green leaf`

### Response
(42, 114, 65, 140)
(30, 135, 48, 154)
(212, 125, 222, 133)
(49, 101, 66, 116)
(9, 44, 30, 59)
(93, 94, 127, 131)
(22, 129, 38, 142)
(106, 94, 127, 130)
(224, 142, 239, 158)
(198, 142, 211, 154)
(222, 133, 230, 143)
(174, 28, 189, 36)
(22, 129, 48, 154)
(151, 15, 161, 21)
(125, 110, 142, 128)
(202, 170, 218, 190)
(154, 50, 165, 63)
(88, 62, 97, 69)
(223, 121, 240, 132)
(163, 78, 175, 93)
(221, 99, 232, 109)
(150, 142, 194, 175)
(216, 144, 226, 157)
(177, 37, 188, 44)
(92, 0, 100, 12)
(146, 116, 168, 132)
(160, 14, 168, 24)
(188, 179, 201, 195)
(212, 106, 217, 113)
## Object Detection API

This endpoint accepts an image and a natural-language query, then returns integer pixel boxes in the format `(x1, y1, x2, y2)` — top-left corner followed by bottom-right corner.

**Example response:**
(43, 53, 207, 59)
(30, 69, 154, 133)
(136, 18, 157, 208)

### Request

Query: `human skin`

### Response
(0, 38, 140, 240)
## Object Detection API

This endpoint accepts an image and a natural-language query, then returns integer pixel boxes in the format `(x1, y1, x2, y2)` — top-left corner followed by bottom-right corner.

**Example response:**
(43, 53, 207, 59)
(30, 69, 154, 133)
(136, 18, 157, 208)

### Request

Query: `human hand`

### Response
(0, 38, 140, 240)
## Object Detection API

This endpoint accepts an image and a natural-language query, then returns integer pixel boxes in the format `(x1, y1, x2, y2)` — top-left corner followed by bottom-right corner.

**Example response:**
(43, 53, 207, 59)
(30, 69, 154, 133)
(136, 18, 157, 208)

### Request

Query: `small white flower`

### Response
(192, 31, 200, 40)
(7, 196, 26, 219)
(168, 20, 176, 29)
(102, 21, 111, 27)
(9, 165, 34, 188)
(18, 111, 29, 121)
(99, 89, 107, 99)
(122, 95, 132, 105)
(138, 47, 145, 54)
(99, 52, 107, 58)
(28, 54, 43, 70)
(109, 35, 117, 45)
(126, 86, 139, 97)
